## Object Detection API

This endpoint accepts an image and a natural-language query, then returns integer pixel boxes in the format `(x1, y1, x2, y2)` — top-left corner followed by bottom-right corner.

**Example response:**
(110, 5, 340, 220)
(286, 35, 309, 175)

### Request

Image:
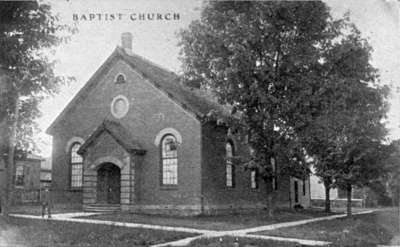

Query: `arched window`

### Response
(115, 74, 126, 84)
(226, 141, 234, 187)
(161, 134, 178, 185)
(70, 143, 83, 188)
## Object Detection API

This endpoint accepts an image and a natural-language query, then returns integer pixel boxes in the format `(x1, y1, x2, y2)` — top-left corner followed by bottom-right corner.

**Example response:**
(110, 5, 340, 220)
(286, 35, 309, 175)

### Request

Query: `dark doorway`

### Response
(294, 181, 299, 203)
(97, 163, 121, 204)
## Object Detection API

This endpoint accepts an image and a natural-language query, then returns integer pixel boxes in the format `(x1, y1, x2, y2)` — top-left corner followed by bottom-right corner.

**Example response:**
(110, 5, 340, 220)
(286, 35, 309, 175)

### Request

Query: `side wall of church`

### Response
(200, 123, 293, 214)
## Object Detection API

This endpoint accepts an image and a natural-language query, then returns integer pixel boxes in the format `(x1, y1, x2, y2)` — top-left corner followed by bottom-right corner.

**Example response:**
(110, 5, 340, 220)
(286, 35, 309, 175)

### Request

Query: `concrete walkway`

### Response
(10, 213, 213, 235)
(10, 209, 376, 247)
(150, 211, 375, 247)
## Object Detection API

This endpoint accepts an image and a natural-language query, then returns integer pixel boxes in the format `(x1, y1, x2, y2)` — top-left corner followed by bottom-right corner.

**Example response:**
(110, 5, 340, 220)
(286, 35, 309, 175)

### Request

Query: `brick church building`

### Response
(46, 33, 310, 215)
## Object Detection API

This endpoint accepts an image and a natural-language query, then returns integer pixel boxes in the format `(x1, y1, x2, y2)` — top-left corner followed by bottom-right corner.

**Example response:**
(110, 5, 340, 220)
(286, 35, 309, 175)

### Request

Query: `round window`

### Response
(110, 95, 129, 118)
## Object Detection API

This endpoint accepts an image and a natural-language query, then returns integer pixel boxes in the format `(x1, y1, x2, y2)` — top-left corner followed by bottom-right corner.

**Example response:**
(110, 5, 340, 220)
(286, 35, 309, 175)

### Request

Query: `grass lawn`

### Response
(185, 236, 311, 247)
(0, 216, 197, 247)
(254, 208, 400, 247)
(10, 203, 82, 215)
(82, 208, 337, 231)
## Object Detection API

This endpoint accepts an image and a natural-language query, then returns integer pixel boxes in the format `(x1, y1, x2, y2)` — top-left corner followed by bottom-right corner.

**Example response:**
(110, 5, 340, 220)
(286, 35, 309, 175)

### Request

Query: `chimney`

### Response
(121, 32, 133, 55)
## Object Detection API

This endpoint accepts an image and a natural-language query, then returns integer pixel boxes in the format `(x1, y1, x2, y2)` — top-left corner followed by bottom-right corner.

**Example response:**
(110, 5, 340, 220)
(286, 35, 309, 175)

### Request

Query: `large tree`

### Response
(0, 1, 75, 216)
(179, 1, 389, 216)
(296, 21, 389, 214)
(179, 1, 338, 215)
(317, 24, 388, 216)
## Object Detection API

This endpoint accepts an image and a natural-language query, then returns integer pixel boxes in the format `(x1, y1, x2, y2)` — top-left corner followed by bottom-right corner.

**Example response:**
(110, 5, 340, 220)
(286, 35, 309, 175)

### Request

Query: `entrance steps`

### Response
(83, 204, 121, 213)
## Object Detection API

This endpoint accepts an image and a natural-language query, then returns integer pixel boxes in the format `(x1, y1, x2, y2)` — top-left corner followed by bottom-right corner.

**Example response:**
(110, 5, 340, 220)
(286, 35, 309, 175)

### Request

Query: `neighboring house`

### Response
(13, 154, 43, 204)
(40, 157, 52, 188)
(46, 33, 310, 215)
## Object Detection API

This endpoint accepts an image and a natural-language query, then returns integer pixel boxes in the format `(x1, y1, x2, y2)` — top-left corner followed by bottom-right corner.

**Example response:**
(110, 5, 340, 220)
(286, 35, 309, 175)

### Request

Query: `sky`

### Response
(35, 0, 400, 157)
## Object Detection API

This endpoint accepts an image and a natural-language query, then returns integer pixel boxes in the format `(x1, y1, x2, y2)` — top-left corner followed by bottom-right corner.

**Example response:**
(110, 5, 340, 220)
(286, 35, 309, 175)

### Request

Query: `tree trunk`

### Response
(266, 176, 276, 217)
(324, 181, 331, 213)
(3, 94, 20, 216)
(268, 193, 274, 217)
(346, 183, 352, 217)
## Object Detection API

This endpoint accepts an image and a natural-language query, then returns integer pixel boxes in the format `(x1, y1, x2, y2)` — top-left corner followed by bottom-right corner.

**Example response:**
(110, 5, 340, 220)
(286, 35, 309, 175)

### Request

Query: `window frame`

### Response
(115, 73, 126, 84)
(225, 141, 235, 188)
(110, 95, 129, 119)
(271, 157, 278, 190)
(15, 164, 24, 187)
(69, 142, 83, 190)
(250, 169, 258, 189)
(160, 134, 178, 187)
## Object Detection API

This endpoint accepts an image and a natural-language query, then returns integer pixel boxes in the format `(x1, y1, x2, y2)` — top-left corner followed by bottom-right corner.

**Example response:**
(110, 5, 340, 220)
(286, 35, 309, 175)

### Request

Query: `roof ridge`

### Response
(117, 46, 181, 78)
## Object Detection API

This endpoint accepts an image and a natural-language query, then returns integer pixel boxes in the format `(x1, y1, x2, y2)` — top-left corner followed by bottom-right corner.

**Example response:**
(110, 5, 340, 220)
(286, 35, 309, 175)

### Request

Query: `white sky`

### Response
(35, 0, 400, 157)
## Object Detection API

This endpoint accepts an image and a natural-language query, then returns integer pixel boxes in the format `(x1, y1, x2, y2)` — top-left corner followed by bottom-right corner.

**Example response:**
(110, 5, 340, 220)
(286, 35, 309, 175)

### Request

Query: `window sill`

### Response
(69, 188, 83, 192)
(159, 185, 178, 190)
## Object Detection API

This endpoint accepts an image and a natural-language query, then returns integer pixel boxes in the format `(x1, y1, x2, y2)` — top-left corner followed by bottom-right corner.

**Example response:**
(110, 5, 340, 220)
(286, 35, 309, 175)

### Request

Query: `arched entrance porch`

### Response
(96, 163, 121, 204)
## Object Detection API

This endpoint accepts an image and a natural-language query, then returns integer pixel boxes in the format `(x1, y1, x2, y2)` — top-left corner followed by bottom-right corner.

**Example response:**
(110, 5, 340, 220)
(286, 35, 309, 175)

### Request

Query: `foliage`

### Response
(179, 1, 390, 216)
(0, 1, 76, 153)
(0, 1, 76, 216)
(179, 1, 336, 182)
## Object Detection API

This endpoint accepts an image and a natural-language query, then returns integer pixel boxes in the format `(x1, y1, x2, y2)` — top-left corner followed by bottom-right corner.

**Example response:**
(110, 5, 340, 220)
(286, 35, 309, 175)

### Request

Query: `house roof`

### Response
(46, 47, 229, 135)
(77, 119, 146, 155)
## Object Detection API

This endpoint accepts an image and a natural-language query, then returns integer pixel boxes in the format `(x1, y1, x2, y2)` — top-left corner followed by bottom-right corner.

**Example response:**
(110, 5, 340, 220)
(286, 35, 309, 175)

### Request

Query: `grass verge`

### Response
(0, 216, 197, 247)
(253, 208, 399, 247)
(185, 236, 312, 247)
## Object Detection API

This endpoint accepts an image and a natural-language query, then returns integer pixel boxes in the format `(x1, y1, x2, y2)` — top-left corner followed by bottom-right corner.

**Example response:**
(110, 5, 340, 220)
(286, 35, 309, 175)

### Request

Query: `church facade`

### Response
(47, 33, 310, 215)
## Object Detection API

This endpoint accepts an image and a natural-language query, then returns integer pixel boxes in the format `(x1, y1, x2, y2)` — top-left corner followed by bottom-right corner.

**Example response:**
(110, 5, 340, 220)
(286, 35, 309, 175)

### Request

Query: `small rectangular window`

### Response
(271, 157, 277, 190)
(250, 169, 258, 189)
(303, 179, 306, 196)
(226, 142, 235, 188)
(226, 164, 234, 187)
(294, 181, 299, 203)
(15, 165, 24, 187)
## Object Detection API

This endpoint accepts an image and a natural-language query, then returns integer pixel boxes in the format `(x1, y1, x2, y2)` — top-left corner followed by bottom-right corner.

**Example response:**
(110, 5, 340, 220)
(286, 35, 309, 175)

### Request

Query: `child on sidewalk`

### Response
(40, 186, 52, 218)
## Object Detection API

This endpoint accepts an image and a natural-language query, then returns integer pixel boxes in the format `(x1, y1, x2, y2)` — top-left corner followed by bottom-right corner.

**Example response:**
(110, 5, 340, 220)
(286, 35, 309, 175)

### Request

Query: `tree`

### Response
(321, 27, 389, 216)
(179, 1, 339, 215)
(383, 140, 400, 206)
(179, 1, 390, 216)
(281, 12, 390, 215)
(0, 2, 75, 216)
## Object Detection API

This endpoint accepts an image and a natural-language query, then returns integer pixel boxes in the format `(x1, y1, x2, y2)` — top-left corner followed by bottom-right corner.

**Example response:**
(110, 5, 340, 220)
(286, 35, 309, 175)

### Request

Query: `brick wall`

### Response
(200, 122, 292, 214)
(51, 59, 203, 210)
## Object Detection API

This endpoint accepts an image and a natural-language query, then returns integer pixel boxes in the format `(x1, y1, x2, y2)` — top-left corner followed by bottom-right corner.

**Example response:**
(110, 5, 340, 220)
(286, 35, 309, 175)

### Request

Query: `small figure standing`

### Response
(40, 186, 52, 218)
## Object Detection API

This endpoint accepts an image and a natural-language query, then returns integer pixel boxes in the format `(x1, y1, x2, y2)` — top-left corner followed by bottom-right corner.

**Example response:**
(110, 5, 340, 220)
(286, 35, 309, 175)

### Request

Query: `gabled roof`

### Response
(46, 47, 229, 135)
(77, 120, 146, 155)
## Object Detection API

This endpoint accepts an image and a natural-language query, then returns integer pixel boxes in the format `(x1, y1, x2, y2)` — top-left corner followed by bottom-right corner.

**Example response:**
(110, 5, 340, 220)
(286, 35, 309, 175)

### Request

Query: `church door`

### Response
(97, 163, 121, 204)
(294, 181, 299, 204)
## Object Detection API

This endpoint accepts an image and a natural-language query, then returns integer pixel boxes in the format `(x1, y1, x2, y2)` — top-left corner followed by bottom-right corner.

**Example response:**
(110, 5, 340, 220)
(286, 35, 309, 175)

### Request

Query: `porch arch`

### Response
(90, 156, 125, 170)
